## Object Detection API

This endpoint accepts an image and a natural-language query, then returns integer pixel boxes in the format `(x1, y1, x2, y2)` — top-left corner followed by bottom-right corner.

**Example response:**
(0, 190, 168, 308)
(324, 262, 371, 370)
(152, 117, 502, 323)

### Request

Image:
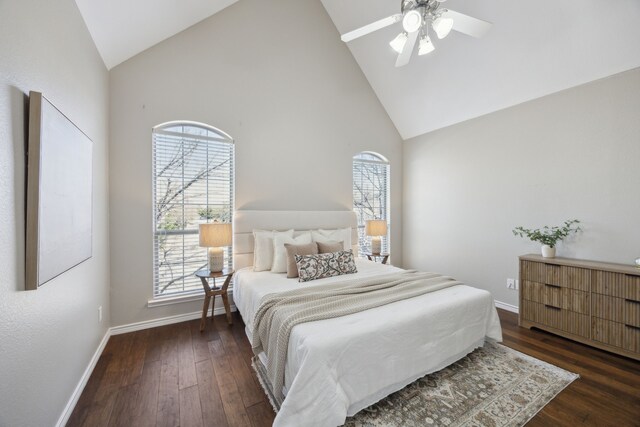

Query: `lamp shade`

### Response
(389, 32, 408, 54)
(432, 16, 454, 39)
(365, 220, 388, 237)
(418, 35, 435, 56)
(199, 223, 232, 247)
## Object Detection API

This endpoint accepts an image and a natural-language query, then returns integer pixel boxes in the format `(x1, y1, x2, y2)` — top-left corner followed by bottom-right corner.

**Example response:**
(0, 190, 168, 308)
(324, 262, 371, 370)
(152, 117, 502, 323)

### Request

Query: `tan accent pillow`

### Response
(316, 240, 344, 254)
(284, 242, 318, 278)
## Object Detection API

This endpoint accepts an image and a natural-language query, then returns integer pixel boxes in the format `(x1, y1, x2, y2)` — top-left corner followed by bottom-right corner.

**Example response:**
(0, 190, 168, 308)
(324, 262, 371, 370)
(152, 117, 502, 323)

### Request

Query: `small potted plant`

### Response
(512, 219, 581, 258)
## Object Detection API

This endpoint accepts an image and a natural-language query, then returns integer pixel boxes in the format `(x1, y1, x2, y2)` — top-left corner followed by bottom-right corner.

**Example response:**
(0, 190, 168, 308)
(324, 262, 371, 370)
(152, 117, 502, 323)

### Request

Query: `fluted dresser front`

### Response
(519, 254, 640, 361)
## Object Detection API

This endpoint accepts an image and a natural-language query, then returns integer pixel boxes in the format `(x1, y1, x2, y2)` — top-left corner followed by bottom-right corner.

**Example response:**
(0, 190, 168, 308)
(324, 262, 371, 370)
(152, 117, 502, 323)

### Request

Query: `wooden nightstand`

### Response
(195, 268, 234, 331)
(363, 252, 390, 265)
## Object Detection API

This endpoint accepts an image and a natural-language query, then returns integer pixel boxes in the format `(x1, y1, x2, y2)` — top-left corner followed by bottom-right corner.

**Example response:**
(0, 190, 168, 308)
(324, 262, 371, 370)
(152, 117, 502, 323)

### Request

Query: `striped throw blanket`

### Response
(251, 271, 461, 403)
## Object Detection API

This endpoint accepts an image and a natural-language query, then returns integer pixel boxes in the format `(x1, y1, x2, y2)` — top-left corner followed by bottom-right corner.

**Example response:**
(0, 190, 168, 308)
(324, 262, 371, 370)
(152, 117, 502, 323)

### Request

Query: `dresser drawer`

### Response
(563, 310, 591, 338)
(551, 265, 591, 291)
(592, 317, 640, 354)
(623, 323, 640, 353)
(522, 280, 545, 302)
(521, 261, 590, 291)
(592, 317, 625, 348)
(521, 261, 547, 283)
(624, 274, 640, 302)
(624, 298, 640, 327)
(593, 271, 626, 298)
(522, 300, 590, 338)
(591, 294, 640, 326)
(522, 300, 562, 329)
(522, 280, 589, 314)
(591, 294, 625, 322)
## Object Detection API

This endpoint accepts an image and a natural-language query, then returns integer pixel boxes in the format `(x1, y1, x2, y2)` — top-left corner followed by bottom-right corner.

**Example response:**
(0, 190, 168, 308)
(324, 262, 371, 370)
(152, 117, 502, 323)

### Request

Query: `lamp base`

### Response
(371, 237, 382, 255)
(208, 247, 224, 272)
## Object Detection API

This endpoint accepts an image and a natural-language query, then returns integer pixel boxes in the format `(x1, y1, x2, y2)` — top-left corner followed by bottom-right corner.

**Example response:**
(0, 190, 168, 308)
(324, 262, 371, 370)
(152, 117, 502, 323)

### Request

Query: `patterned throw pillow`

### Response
(295, 250, 358, 282)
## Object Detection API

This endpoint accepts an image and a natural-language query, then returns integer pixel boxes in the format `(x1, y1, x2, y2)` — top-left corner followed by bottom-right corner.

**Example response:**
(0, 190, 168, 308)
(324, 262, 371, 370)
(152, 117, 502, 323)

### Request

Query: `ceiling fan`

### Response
(341, 0, 492, 67)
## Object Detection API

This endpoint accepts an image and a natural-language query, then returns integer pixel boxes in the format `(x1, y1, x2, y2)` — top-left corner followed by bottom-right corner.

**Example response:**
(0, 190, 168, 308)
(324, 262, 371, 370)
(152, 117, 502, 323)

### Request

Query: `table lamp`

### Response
(199, 223, 232, 272)
(366, 220, 387, 255)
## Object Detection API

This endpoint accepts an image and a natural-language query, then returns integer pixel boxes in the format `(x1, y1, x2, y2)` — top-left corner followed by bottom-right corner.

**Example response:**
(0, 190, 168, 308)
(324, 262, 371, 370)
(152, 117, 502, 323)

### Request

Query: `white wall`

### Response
(403, 68, 640, 308)
(109, 0, 403, 326)
(0, 0, 110, 426)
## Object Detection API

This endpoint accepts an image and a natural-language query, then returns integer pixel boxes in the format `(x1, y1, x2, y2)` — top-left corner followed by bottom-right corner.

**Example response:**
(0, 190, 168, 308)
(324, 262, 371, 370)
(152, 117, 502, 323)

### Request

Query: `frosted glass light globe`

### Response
(403, 10, 423, 33)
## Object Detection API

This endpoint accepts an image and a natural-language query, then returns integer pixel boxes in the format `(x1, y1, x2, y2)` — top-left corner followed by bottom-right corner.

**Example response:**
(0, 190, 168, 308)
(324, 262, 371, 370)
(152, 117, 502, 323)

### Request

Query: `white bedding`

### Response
(234, 260, 503, 427)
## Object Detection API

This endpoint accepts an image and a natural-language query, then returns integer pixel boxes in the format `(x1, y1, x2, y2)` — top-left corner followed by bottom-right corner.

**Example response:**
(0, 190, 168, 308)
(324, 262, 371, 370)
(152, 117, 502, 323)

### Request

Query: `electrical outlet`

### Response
(506, 278, 516, 290)
(98, 306, 103, 323)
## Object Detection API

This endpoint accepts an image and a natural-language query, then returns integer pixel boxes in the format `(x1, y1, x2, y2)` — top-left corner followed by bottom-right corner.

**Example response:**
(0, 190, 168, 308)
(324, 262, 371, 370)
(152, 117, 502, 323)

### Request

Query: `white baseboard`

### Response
(110, 304, 236, 335)
(56, 329, 111, 427)
(495, 300, 519, 314)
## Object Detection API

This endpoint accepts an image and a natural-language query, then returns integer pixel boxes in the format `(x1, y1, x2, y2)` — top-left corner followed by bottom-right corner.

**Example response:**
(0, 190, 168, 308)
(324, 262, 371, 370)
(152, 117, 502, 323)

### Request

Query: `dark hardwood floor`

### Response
(67, 309, 640, 427)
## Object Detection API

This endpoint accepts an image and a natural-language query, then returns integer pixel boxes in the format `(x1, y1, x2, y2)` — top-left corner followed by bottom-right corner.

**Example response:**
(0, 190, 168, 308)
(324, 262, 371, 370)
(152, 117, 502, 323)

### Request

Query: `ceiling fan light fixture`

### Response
(432, 16, 454, 39)
(402, 9, 423, 33)
(389, 32, 408, 53)
(418, 35, 435, 56)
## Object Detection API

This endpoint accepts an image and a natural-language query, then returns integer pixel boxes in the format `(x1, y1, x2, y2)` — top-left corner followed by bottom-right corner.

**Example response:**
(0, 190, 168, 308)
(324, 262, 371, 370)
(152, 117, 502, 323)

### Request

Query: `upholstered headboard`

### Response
(233, 210, 359, 270)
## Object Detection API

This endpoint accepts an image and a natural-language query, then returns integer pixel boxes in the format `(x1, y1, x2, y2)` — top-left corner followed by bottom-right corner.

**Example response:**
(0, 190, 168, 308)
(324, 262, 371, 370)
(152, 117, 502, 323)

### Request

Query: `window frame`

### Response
(352, 151, 391, 256)
(151, 121, 235, 300)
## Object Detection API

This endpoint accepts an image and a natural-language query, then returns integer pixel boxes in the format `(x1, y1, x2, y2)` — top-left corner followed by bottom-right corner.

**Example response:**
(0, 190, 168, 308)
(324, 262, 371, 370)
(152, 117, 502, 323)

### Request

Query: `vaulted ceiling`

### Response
(76, 0, 640, 139)
(321, 0, 640, 139)
(75, 0, 238, 69)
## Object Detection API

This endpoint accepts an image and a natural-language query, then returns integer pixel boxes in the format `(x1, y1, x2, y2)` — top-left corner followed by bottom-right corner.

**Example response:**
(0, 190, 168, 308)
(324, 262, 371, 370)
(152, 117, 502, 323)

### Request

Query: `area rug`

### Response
(343, 342, 578, 427)
(253, 342, 578, 427)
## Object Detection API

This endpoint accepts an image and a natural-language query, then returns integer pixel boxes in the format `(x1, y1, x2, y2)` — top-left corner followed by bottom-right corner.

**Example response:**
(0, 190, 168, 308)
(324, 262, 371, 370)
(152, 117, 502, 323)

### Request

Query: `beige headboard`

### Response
(233, 210, 359, 270)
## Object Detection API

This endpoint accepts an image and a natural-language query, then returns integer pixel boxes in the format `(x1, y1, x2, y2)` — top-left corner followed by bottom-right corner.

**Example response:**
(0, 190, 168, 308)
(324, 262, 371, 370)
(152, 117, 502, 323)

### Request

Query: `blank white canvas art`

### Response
(26, 92, 92, 289)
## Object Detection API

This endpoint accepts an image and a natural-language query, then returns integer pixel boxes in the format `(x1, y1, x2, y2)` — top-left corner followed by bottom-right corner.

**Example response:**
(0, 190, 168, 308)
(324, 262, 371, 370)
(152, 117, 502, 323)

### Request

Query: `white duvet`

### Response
(233, 260, 503, 427)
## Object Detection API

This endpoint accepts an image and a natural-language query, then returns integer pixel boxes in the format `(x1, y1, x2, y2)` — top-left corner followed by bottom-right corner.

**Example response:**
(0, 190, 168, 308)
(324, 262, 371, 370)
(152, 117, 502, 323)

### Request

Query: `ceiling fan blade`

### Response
(395, 30, 419, 67)
(341, 14, 402, 42)
(442, 9, 492, 38)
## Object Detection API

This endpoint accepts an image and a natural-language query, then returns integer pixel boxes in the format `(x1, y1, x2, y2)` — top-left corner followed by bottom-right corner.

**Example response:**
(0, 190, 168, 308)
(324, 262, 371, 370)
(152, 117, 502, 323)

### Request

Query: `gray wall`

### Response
(109, 0, 403, 326)
(0, 0, 110, 426)
(403, 68, 640, 308)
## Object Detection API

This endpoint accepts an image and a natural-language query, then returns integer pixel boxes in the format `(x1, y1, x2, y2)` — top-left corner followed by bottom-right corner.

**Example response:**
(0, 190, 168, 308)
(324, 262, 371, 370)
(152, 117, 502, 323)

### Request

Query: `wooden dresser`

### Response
(519, 254, 640, 360)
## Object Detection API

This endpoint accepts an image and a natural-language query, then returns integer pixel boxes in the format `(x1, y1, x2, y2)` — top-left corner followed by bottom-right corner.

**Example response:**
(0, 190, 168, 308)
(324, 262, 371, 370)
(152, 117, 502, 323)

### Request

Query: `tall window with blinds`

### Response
(352, 152, 390, 255)
(152, 122, 234, 298)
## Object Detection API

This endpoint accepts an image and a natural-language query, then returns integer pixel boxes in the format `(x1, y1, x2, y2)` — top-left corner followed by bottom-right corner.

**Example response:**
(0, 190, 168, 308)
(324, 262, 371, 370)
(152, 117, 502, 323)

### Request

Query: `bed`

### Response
(232, 211, 503, 427)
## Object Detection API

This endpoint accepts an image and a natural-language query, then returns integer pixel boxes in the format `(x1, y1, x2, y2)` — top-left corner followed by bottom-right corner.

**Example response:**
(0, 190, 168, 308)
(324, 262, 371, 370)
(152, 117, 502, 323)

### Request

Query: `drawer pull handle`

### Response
(625, 324, 640, 331)
(545, 283, 561, 288)
(625, 299, 640, 304)
(544, 304, 561, 310)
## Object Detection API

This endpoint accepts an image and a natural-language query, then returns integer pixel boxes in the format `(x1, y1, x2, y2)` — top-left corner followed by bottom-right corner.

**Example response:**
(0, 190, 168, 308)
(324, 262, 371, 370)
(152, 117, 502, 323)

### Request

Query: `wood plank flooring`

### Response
(67, 309, 640, 427)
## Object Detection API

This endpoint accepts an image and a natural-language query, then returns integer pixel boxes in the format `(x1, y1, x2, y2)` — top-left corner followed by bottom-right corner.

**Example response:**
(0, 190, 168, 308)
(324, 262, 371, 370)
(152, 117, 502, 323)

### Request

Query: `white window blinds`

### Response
(152, 122, 234, 297)
(352, 152, 390, 255)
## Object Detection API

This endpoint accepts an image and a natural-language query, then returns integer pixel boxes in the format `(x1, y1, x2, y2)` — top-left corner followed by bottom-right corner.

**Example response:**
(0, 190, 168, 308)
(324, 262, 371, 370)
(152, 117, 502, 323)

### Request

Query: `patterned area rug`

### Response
(253, 342, 578, 427)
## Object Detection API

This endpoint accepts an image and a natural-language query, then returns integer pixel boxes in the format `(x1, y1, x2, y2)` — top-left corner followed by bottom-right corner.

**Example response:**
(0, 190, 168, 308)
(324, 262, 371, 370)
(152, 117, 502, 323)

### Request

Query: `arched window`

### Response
(152, 122, 234, 297)
(353, 152, 390, 255)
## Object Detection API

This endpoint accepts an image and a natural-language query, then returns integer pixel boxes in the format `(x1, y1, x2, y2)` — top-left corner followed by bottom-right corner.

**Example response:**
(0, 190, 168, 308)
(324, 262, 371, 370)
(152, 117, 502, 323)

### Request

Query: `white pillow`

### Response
(253, 229, 294, 271)
(272, 232, 312, 273)
(311, 228, 351, 251)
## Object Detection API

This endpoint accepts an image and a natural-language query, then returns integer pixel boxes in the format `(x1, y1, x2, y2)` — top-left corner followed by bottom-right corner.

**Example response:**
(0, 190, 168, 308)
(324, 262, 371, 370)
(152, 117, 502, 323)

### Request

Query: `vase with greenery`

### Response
(512, 219, 581, 258)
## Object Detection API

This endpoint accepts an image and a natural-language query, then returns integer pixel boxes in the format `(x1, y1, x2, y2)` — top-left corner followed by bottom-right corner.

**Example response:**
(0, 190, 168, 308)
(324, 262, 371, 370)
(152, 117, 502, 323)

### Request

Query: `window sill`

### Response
(148, 288, 234, 308)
